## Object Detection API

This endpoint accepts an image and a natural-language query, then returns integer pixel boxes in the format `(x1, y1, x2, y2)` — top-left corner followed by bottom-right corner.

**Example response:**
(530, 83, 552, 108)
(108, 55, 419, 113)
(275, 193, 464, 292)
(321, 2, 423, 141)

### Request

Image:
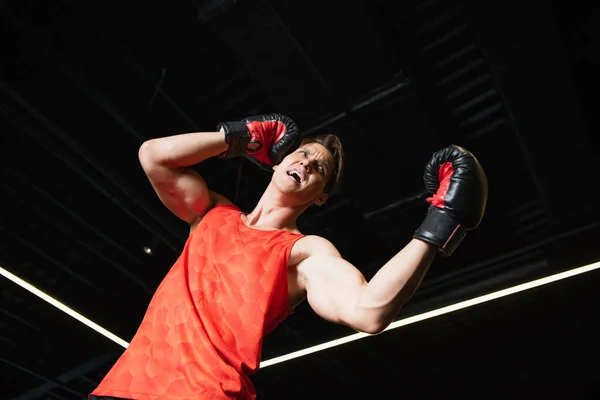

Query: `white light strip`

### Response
(0, 265, 129, 349)
(2, 261, 599, 367)
(260, 260, 600, 368)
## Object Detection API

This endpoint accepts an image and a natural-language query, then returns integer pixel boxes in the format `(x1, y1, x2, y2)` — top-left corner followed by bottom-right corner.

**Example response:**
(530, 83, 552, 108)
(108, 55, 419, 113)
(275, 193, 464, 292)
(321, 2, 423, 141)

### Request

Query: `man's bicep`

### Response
(299, 254, 367, 327)
(143, 163, 213, 225)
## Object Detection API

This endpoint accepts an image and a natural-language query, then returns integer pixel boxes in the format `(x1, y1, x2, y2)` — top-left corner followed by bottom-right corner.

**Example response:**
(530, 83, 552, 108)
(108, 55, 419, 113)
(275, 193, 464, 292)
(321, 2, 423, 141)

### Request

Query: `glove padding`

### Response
(218, 113, 299, 170)
(414, 145, 488, 256)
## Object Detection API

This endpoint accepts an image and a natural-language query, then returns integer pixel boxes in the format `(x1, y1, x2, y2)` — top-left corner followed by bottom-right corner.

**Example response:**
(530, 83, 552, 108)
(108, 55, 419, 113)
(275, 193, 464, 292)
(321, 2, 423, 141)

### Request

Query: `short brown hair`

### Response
(300, 134, 344, 195)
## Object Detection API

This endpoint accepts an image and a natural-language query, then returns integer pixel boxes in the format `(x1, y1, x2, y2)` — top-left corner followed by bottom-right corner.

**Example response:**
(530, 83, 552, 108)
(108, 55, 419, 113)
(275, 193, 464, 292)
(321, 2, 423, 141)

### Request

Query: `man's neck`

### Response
(244, 185, 309, 232)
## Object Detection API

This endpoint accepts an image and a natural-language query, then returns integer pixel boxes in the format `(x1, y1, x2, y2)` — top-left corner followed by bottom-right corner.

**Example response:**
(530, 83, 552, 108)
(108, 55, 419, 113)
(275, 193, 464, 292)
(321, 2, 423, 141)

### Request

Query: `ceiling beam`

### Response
(0, 3, 146, 141)
(202, 0, 344, 124)
(0, 84, 185, 253)
(94, 25, 201, 131)
(0, 4, 189, 249)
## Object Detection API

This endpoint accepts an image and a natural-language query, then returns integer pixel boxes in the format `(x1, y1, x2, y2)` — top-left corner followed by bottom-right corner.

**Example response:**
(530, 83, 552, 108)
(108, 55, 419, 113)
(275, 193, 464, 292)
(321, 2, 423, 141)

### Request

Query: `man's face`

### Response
(272, 143, 335, 206)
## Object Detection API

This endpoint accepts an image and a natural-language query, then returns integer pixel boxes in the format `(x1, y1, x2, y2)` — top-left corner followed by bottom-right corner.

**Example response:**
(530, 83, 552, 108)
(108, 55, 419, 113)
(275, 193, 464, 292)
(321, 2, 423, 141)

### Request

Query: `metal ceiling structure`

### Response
(1, 0, 600, 398)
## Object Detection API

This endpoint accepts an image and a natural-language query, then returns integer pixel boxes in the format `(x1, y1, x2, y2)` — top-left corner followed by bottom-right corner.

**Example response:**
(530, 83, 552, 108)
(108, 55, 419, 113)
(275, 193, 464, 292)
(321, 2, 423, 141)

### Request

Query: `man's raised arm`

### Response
(138, 113, 300, 225)
(298, 145, 488, 334)
(138, 131, 228, 225)
(297, 236, 436, 334)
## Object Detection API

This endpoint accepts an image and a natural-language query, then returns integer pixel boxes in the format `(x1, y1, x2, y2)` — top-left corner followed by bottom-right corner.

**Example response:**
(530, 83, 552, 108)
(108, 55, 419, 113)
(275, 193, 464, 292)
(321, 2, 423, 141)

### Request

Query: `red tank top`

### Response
(92, 204, 303, 399)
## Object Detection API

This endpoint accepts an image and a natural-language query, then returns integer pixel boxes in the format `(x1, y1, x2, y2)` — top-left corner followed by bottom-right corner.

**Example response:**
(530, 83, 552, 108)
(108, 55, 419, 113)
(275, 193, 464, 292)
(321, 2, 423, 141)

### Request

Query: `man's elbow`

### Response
(351, 315, 390, 335)
(138, 140, 167, 171)
(357, 325, 383, 335)
(364, 320, 390, 335)
(138, 140, 155, 166)
(348, 301, 398, 335)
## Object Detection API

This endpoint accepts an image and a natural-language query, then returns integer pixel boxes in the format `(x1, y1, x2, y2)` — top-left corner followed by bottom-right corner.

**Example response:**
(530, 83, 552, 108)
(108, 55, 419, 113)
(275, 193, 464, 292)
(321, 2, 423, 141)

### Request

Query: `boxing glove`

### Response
(414, 145, 488, 256)
(218, 113, 299, 170)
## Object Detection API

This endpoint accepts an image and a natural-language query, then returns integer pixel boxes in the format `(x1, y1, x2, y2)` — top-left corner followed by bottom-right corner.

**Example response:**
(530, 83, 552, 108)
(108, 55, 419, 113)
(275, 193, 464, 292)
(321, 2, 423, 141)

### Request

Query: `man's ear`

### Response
(314, 193, 329, 206)
(273, 164, 278, 171)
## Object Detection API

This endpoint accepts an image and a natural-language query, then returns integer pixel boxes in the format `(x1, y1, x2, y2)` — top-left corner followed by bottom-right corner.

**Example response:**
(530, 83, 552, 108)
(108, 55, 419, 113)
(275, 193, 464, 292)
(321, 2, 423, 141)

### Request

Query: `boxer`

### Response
(90, 114, 487, 399)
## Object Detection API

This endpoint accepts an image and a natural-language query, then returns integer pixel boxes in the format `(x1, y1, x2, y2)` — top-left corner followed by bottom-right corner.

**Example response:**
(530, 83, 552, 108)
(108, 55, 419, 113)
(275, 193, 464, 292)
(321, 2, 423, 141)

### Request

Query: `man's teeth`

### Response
(288, 171, 301, 183)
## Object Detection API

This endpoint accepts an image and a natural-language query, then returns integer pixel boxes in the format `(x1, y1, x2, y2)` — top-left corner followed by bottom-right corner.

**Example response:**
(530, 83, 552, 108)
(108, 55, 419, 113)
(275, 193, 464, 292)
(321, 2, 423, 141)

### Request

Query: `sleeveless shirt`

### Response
(92, 204, 304, 399)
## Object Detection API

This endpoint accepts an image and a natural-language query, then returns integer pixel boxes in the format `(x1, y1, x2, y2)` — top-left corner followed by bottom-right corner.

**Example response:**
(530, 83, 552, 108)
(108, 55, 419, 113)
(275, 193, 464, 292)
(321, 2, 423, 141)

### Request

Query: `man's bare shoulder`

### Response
(297, 235, 340, 254)
(290, 235, 341, 266)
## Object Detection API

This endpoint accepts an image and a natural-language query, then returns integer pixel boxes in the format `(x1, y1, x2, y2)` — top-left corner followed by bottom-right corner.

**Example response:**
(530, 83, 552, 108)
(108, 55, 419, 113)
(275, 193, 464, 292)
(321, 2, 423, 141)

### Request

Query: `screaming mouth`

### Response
(287, 171, 301, 183)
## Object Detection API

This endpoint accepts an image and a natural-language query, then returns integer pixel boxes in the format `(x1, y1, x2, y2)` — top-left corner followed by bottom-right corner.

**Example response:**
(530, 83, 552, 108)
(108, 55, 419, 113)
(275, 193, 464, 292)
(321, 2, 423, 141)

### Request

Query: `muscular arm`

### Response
(297, 237, 436, 334)
(138, 131, 230, 225)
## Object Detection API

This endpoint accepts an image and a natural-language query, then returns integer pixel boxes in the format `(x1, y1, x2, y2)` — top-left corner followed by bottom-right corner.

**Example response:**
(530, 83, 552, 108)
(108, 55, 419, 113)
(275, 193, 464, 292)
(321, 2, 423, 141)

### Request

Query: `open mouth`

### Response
(287, 170, 302, 184)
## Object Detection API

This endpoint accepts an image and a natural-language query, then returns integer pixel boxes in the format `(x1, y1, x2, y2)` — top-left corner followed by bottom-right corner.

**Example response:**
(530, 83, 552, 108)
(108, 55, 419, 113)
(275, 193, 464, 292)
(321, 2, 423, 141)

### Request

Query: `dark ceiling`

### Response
(2, 0, 600, 398)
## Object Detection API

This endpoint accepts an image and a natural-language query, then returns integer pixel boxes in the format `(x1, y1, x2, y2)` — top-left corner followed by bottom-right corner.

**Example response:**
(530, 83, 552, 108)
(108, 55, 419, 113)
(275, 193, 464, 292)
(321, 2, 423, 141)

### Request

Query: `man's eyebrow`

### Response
(318, 156, 331, 172)
(301, 146, 332, 170)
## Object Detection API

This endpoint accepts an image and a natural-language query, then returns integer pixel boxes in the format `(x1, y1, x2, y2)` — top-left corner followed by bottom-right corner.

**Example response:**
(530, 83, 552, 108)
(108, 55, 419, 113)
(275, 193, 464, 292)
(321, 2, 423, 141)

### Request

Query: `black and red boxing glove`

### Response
(217, 114, 299, 170)
(414, 145, 488, 256)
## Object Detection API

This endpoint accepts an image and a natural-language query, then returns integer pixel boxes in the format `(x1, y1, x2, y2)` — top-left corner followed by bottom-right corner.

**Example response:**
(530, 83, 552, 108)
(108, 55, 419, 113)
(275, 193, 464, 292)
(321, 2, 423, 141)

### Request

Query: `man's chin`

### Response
(275, 186, 317, 204)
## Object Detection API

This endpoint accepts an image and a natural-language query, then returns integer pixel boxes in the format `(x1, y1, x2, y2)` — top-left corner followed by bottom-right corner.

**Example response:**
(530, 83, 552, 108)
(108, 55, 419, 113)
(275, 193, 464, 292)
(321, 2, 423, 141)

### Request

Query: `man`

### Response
(90, 114, 487, 399)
